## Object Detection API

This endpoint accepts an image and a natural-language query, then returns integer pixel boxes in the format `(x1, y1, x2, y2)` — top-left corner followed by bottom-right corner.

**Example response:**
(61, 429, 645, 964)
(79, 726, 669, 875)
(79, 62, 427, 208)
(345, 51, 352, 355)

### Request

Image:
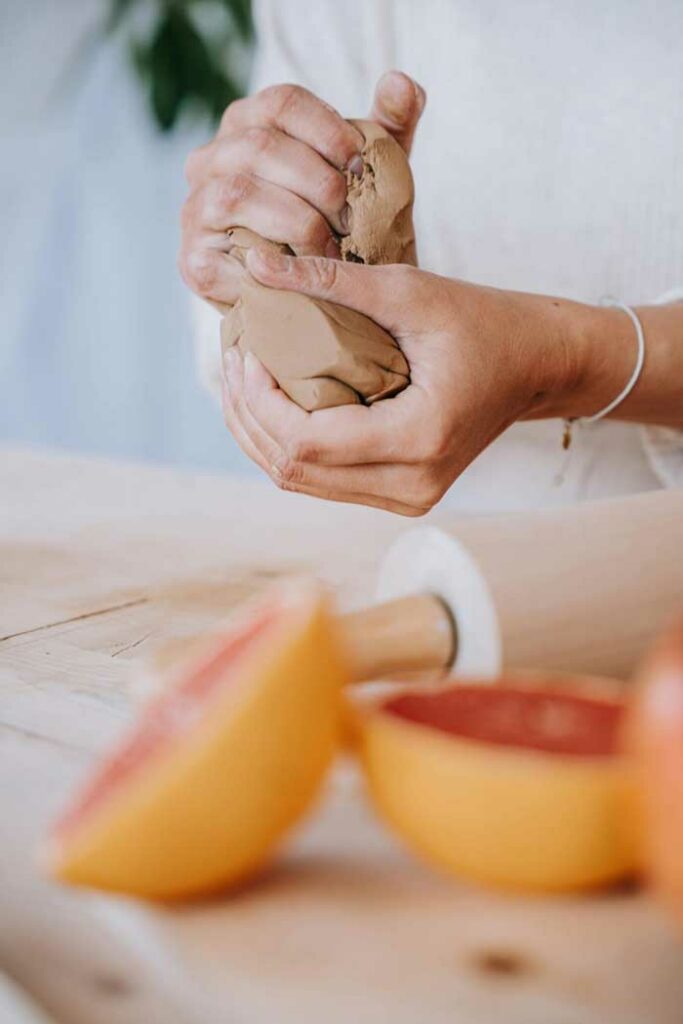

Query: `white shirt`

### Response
(194, 0, 683, 512)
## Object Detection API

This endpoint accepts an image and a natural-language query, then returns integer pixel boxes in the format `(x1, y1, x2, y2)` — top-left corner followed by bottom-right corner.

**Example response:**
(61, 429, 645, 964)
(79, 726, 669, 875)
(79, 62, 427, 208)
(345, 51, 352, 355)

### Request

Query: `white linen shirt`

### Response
(193, 0, 683, 512)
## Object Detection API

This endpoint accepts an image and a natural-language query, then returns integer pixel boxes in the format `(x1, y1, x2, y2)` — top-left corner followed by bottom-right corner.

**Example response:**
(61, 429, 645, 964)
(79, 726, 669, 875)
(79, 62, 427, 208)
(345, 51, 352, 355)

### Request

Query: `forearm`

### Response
(523, 296, 683, 429)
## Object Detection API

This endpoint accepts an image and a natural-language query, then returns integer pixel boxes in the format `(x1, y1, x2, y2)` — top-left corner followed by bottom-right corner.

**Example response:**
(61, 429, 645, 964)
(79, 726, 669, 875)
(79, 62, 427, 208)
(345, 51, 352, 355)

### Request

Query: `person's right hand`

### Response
(179, 70, 426, 306)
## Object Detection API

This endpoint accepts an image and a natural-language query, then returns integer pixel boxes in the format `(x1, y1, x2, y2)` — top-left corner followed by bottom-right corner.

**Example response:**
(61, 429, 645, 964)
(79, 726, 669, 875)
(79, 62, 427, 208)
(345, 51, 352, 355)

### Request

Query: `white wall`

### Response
(0, 0, 256, 474)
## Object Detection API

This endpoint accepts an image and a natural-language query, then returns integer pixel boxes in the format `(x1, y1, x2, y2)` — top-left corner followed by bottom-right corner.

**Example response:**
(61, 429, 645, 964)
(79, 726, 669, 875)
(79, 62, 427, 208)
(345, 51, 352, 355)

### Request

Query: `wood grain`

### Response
(2, 447, 682, 1024)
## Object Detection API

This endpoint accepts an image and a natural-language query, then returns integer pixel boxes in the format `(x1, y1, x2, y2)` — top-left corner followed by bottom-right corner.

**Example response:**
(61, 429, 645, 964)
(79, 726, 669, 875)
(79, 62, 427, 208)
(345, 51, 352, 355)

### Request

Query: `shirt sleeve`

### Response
(640, 287, 683, 488)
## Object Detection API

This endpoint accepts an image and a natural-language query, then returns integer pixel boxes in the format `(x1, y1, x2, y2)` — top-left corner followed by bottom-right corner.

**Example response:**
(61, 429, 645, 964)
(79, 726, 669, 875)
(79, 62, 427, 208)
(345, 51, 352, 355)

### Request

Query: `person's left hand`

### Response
(179, 70, 425, 307)
(221, 249, 627, 515)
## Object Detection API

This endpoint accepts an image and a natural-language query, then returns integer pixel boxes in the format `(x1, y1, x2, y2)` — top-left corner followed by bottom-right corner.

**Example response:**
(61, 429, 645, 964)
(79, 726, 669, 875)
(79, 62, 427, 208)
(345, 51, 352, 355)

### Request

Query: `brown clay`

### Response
(219, 120, 414, 411)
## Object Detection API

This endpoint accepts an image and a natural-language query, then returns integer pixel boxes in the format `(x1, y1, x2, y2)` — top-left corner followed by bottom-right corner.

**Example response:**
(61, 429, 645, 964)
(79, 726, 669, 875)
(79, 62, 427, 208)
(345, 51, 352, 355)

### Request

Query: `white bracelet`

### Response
(561, 299, 646, 450)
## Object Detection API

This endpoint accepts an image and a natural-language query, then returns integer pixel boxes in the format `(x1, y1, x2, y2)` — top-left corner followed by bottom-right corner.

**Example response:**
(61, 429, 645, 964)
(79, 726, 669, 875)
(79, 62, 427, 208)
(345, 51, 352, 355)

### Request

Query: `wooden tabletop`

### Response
(1, 447, 681, 1024)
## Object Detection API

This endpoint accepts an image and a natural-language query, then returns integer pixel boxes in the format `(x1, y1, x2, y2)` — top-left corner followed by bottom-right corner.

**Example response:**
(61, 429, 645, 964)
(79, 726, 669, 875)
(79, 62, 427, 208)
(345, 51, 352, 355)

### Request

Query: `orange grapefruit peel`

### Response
(626, 619, 683, 921)
(358, 682, 638, 893)
(44, 580, 345, 900)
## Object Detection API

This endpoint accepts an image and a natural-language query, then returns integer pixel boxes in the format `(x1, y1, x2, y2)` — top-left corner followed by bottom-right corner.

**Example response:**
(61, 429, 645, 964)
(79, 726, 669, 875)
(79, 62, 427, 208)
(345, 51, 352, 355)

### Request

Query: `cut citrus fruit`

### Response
(358, 680, 638, 893)
(45, 581, 345, 899)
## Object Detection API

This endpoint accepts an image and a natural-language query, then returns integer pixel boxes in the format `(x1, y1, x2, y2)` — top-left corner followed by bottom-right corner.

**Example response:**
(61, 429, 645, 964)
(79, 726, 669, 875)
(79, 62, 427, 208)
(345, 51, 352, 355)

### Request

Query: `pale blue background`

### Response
(0, 0, 255, 474)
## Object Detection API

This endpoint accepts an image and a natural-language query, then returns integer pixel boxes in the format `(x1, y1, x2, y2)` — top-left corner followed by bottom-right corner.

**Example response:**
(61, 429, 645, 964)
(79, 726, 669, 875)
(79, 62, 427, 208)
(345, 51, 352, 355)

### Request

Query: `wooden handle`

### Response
(143, 595, 455, 692)
(340, 594, 455, 683)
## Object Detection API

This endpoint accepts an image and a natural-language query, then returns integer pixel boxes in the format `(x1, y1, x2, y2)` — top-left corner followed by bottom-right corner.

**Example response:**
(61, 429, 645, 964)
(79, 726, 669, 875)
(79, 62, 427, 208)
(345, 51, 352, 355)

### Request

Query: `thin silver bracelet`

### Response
(561, 299, 646, 450)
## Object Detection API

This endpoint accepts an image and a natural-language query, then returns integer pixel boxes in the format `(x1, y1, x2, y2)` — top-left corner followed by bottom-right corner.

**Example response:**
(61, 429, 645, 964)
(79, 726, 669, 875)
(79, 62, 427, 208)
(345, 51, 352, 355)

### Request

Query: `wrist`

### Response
(520, 297, 636, 421)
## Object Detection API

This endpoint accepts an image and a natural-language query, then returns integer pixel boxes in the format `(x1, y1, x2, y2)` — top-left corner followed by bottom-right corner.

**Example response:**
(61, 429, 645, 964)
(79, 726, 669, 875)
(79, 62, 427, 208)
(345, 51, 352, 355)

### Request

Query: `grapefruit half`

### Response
(45, 581, 345, 899)
(626, 619, 683, 921)
(358, 680, 638, 893)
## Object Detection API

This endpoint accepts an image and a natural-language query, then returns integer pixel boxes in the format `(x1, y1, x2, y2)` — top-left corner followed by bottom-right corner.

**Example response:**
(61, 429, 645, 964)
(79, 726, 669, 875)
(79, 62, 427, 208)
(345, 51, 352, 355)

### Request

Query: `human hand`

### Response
(179, 71, 426, 306)
(221, 250, 616, 515)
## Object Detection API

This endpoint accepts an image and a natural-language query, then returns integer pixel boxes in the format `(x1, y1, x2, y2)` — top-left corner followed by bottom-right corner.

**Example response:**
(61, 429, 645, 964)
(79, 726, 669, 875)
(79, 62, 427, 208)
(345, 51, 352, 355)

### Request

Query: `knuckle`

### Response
(220, 96, 246, 132)
(262, 83, 304, 120)
(217, 172, 253, 212)
(274, 456, 304, 486)
(313, 257, 341, 291)
(286, 436, 318, 464)
(317, 171, 346, 211)
(325, 122, 356, 161)
(183, 148, 203, 184)
(244, 125, 275, 156)
(183, 249, 217, 296)
(296, 209, 328, 246)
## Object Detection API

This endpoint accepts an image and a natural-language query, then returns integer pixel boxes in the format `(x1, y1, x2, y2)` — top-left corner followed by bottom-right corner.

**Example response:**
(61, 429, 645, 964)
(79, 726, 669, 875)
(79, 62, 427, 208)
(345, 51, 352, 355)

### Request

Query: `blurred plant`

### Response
(105, 0, 254, 131)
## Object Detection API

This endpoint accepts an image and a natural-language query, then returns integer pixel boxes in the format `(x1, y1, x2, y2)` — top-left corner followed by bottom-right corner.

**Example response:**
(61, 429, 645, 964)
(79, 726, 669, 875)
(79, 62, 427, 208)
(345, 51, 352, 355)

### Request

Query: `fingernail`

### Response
(377, 70, 417, 124)
(339, 204, 351, 233)
(247, 246, 291, 275)
(380, 69, 404, 88)
(347, 154, 364, 178)
(414, 81, 426, 113)
(326, 235, 341, 259)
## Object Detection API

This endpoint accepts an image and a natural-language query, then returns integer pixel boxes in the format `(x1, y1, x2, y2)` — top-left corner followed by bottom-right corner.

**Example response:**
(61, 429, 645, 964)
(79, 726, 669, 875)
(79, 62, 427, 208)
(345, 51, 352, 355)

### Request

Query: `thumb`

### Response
(368, 70, 426, 155)
(245, 247, 413, 332)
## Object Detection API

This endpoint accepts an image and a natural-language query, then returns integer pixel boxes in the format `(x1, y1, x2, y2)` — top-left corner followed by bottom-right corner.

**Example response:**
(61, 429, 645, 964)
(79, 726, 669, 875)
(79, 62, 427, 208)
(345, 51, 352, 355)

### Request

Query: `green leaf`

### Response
(148, 10, 188, 130)
(105, 0, 253, 131)
(225, 0, 254, 41)
(173, 9, 219, 97)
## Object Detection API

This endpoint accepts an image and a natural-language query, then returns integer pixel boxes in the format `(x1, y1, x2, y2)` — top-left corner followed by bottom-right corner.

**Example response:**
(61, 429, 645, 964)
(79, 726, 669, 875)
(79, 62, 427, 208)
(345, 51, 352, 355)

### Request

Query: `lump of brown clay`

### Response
(219, 119, 414, 411)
